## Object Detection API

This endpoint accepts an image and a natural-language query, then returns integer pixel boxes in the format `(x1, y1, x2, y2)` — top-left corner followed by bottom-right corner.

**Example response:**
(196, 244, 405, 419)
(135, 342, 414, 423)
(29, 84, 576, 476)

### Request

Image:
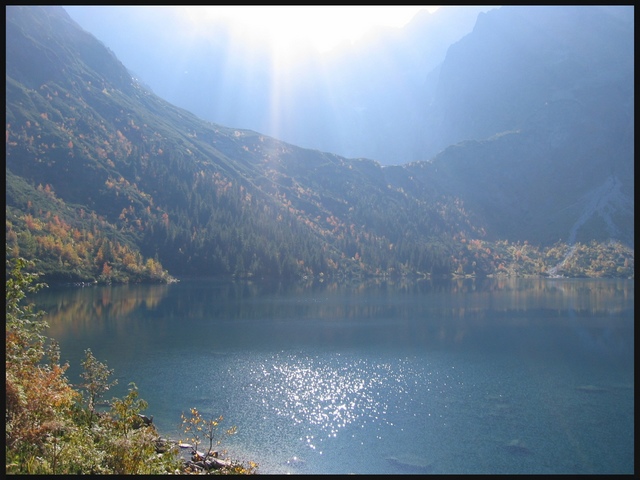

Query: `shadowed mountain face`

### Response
(414, 6, 634, 246)
(421, 6, 634, 157)
(5, 6, 633, 283)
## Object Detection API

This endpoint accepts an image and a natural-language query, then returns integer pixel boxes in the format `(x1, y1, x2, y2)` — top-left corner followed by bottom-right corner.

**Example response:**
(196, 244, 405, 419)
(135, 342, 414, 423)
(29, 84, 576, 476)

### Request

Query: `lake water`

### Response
(35, 277, 634, 474)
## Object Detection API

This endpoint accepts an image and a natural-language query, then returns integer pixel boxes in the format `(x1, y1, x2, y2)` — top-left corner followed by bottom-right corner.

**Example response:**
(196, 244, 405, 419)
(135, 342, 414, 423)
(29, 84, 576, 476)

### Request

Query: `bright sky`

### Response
(64, 5, 446, 146)
(178, 6, 438, 58)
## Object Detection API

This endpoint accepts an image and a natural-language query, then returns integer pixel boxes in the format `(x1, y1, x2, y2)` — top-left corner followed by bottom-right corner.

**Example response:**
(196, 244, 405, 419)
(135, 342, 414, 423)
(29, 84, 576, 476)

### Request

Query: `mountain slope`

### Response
(409, 97, 634, 247)
(406, 5, 634, 247)
(5, 6, 472, 281)
(5, 6, 633, 282)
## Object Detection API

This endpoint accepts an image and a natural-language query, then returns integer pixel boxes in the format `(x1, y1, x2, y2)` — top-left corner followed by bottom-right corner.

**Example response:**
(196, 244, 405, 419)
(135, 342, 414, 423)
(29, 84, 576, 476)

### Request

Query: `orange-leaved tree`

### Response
(6, 257, 78, 473)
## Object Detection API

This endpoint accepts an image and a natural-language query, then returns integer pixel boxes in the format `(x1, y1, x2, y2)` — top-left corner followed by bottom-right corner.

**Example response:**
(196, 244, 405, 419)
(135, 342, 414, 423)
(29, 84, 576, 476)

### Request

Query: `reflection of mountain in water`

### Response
(35, 278, 633, 355)
(30, 276, 633, 475)
(34, 283, 171, 337)
(332, 276, 633, 319)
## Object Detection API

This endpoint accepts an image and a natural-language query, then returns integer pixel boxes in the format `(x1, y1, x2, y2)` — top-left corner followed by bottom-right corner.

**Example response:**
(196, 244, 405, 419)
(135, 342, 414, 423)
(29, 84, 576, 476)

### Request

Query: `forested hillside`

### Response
(5, 6, 634, 283)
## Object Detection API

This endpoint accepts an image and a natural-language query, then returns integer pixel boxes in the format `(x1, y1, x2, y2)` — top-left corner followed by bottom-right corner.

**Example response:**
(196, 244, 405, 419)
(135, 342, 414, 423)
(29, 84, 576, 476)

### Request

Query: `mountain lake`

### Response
(33, 276, 634, 474)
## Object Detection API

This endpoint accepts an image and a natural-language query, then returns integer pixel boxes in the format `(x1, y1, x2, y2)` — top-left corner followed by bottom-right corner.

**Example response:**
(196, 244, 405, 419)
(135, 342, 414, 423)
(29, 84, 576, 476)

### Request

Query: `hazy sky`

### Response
(61, 5, 487, 162)
(177, 6, 437, 55)
(65, 6, 437, 62)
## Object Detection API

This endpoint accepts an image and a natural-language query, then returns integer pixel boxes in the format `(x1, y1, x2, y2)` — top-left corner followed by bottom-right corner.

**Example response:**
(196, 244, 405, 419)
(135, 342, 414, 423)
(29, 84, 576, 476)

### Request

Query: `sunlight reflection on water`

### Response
(241, 352, 449, 454)
(37, 278, 634, 474)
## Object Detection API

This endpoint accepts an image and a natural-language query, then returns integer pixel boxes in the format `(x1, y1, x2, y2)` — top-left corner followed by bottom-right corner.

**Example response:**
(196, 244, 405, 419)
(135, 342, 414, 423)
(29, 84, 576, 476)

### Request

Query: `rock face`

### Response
(421, 6, 634, 159)
(411, 6, 634, 247)
(134, 414, 153, 428)
(153, 435, 234, 473)
(183, 449, 232, 473)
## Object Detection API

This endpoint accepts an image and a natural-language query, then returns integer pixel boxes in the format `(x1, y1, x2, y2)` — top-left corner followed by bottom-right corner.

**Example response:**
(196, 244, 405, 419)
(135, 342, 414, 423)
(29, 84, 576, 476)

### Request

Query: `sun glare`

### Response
(108, 5, 441, 151)
(179, 6, 437, 59)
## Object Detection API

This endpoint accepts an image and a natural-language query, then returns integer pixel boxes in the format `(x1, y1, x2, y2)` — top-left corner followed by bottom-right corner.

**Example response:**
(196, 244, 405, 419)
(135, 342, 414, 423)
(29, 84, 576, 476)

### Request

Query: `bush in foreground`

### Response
(6, 255, 257, 474)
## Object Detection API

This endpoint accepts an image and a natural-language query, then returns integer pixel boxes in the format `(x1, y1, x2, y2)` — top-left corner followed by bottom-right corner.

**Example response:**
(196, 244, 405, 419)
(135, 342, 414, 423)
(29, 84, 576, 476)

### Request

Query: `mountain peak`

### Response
(7, 5, 133, 93)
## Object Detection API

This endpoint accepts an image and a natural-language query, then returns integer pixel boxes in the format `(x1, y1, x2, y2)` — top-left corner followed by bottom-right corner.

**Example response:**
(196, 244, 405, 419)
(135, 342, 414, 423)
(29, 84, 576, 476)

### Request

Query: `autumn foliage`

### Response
(5, 256, 256, 474)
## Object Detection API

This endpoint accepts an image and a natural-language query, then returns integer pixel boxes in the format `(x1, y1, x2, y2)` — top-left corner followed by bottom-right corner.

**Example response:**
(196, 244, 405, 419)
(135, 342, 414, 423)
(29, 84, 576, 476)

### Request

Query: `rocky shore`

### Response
(154, 436, 233, 474)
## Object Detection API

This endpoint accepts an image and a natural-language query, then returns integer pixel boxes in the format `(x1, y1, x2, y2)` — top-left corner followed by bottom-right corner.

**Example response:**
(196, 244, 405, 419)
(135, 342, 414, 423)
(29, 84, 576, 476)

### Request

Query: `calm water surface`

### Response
(35, 277, 634, 474)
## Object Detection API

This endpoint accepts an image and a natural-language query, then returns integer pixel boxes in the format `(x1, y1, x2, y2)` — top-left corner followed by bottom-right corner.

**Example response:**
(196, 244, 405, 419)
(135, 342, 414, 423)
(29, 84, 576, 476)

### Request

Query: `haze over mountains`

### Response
(5, 6, 634, 283)
(64, 6, 493, 164)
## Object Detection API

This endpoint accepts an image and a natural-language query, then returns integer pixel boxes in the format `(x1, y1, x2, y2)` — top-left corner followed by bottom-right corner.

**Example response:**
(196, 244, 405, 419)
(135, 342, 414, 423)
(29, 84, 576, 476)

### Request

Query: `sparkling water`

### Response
(36, 277, 634, 474)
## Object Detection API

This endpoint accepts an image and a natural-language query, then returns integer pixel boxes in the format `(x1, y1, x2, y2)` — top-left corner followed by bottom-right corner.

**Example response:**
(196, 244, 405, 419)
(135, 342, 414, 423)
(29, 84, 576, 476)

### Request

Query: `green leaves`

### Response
(5, 257, 48, 365)
(108, 382, 148, 437)
(80, 348, 117, 425)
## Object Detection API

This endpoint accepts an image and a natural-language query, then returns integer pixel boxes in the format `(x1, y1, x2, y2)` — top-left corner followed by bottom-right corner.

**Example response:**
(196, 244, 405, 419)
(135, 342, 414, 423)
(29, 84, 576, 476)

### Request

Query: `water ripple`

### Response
(243, 352, 437, 450)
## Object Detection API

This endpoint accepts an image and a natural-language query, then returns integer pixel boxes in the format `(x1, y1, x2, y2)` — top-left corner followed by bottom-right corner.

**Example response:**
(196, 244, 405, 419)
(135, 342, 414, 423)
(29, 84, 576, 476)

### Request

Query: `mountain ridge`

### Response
(5, 6, 634, 283)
